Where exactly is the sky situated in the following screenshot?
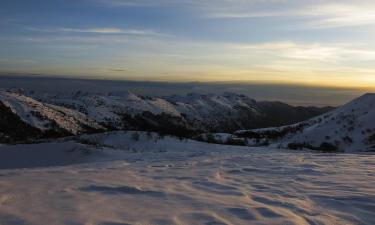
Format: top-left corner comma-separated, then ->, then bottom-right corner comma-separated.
0,75 -> 365,106
1,0 -> 375,90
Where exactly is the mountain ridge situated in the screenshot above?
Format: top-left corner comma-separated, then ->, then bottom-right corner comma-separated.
0,89 -> 333,143
233,93 -> 375,152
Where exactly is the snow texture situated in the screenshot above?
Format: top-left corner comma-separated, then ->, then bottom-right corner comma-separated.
0,132 -> 374,225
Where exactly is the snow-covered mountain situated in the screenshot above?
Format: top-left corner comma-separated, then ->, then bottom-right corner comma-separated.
235,93 -> 375,152
26,91 -> 331,133
0,89 -> 332,143
31,91 -> 181,127
0,90 -> 103,142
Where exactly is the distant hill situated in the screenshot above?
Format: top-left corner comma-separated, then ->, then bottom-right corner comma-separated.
0,89 -> 332,143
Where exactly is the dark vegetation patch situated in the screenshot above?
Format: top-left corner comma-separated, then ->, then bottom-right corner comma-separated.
236,123 -> 308,141
121,112 -> 200,138
367,133 -> 375,144
256,102 -> 333,128
287,142 -> 339,152
225,137 -> 247,146
342,136 -> 353,144
0,102 -> 43,143
194,133 -> 247,146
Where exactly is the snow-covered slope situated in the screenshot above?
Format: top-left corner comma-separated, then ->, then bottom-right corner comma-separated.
1,132 -> 375,225
27,91 -> 185,128
235,93 -> 375,152
0,90 -> 103,137
25,91 -> 197,137
27,91 -> 261,131
165,92 -> 261,131
26,91 -> 330,133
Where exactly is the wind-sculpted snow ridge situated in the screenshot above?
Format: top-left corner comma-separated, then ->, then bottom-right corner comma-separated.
234,93 -> 375,152
0,90 -> 103,138
0,131 -> 374,225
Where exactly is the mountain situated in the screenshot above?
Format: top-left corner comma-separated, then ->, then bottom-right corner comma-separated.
0,90 -> 103,143
235,93 -> 375,152
27,91 -> 331,132
26,90 -> 196,136
0,89 -> 332,143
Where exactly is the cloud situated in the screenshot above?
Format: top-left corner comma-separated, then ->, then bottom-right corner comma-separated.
96,0 -> 375,29
29,27 -> 166,36
109,69 -> 128,72
5,30 -> 375,87
209,2 -> 375,29
234,41 -> 375,66
92,0 -> 191,7
0,58 -> 37,64
304,3 -> 375,29
20,30 -> 375,67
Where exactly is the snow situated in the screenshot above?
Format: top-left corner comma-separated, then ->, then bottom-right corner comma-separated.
234,93 -> 375,152
1,89 -> 332,138
0,142 -> 97,169
24,90 -> 262,130
165,92 -> 259,122
277,93 -> 375,152
37,91 -> 183,129
0,90 -> 103,135
0,132 -> 374,225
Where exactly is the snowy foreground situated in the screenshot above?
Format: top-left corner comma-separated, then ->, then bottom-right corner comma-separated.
0,132 -> 375,225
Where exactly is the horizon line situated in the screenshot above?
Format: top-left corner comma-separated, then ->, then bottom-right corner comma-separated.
1,72 -> 375,91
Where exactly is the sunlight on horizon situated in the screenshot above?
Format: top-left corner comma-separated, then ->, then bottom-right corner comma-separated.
1,0 -> 375,90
